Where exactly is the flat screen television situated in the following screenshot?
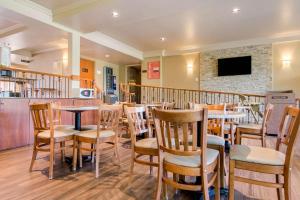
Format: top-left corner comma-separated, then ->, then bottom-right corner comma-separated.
218,56 -> 251,76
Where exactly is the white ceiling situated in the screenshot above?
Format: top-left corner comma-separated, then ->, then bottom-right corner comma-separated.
31,0 -> 300,53
0,6 -> 139,65
0,7 -> 68,53
81,38 -> 140,65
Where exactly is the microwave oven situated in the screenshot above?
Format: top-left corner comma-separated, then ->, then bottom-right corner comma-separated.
79,88 -> 95,98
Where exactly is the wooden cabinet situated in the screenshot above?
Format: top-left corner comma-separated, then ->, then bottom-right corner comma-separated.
0,99 -> 30,150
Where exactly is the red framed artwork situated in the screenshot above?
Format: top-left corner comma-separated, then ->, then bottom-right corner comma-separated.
147,61 -> 160,79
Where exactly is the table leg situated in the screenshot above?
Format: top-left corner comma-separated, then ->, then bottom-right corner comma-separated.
75,112 -> 81,130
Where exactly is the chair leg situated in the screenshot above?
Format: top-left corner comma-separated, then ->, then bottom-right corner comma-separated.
201,164 -> 209,200
229,159 -> 235,200
49,140 -> 55,180
236,128 -> 241,145
95,143 -> 101,178
78,142 -> 83,168
155,155 -> 163,200
276,174 -> 282,200
114,137 -> 121,165
163,169 -> 168,200
29,141 -> 38,172
214,156 -> 220,200
284,170 -> 291,200
262,136 -> 266,147
72,140 -> 77,172
60,141 -> 65,162
130,148 -> 135,174
150,155 -> 153,175
91,143 -> 95,163
220,146 -> 226,188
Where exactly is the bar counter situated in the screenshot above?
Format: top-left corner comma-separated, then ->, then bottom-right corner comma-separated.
0,98 -> 102,151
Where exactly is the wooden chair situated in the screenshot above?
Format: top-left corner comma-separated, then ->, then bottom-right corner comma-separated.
236,103 -> 274,147
146,103 -> 164,136
229,106 -> 300,200
29,103 -> 78,179
126,106 -> 158,175
120,102 -> 136,138
72,105 -> 121,178
189,102 -> 226,188
153,109 -> 220,200
207,104 -> 236,145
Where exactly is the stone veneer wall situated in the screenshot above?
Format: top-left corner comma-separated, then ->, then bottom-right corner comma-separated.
199,44 -> 272,94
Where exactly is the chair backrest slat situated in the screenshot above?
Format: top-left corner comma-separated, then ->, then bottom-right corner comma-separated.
126,106 -> 151,135
30,103 -> 54,137
276,106 -> 300,167
262,103 -> 274,132
97,105 -> 121,134
153,109 -> 208,157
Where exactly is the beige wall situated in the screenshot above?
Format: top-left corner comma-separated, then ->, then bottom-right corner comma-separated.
81,56 -> 120,94
141,56 -> 162,86
162,53 -> 200,89
273,41 -> 300,97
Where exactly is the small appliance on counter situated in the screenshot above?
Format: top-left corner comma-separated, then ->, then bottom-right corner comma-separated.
79,88 -> 95,98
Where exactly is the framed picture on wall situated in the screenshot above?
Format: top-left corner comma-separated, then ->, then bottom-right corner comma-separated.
147,61 -> 160,79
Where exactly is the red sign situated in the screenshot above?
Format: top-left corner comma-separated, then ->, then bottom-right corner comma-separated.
147,61 -> 160,79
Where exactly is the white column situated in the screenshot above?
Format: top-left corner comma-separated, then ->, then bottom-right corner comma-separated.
68,32 -> 81,98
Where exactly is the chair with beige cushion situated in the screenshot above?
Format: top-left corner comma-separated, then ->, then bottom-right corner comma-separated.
126,106 -> 158,175
229,106 -> 300,200
189,102 -> 226,188
236,103 -> 274,147
29,103 -> 78,179
72,105 -> 121,178
153,108 -> 220,200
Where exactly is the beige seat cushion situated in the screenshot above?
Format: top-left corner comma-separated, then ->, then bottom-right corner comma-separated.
164,148 -> 219,167
38,126 -> 78,139
208,135 -> 225,146
75,130 -> 116,139
54,125 -> 75,130
188,134 -> 225,146
237,123 -> 262,130
230,145 -> 285,166
135,138 -> 157,149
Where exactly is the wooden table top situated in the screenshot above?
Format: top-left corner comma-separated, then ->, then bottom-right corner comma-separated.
56,106 -> 99,112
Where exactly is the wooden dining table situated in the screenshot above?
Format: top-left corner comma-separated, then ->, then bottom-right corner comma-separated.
56,106 -> 99,130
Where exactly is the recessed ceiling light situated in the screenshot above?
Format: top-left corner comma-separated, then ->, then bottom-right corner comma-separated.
105,54 -> 110,58
112,11 -> 119,18
232,8 -> 240,14
160,37 -> 166,42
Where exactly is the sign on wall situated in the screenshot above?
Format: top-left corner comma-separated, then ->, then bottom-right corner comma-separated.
147,61 -> 160,79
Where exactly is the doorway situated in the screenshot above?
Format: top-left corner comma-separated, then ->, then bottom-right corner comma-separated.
126,65 -> 141,103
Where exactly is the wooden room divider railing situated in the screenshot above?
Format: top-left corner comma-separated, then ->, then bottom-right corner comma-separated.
0,66 -> 71,98
119,83 -> 300,123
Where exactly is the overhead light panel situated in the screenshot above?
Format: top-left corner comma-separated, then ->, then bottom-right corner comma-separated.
112,11 -> 119,18
232,8 -> 240,14
160,37 -> 166,42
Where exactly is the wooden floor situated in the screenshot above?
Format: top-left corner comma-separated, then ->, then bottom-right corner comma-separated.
0,135 -> 300,200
